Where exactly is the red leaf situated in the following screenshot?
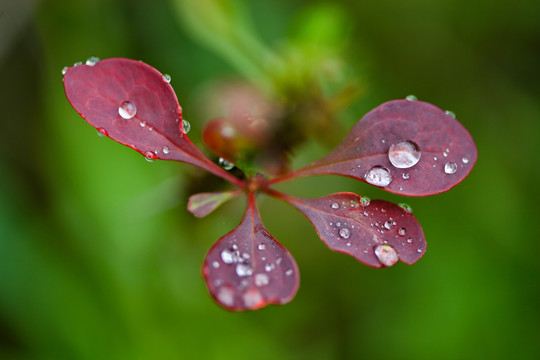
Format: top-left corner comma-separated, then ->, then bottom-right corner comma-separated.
273,191 -> 426,267
187,190 -> 243,218
273,99 -> 477,196
63,58 -> 244,187
202,193 -> 299,311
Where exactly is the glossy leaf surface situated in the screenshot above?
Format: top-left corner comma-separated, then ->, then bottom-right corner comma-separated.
285,99 -> 477,196
187,190 -> 243,218
202,194 -> 299,311
63,58 -> 243,186
278,192 -> 426,267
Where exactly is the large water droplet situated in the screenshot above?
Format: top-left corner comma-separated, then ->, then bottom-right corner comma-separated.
254,273 -> 269,287
462,157 -> 469,164
118,101 -> 137,119
217,287 -> 234,307
388,140 -> 421,169
360,196 -> 371,207
374,244 -> 399,267
236,263 -> 253,277
405,95 -> 417,101
61,66 -> 68,75
182,119 -> 191,134
384,221 -> 393,230
444,162 -> 458,174
85,56 -> 100,66
365,166 -> 392,187
162,74 -> 171,83
445,110 -> 456,118
398,203 -> 413,213
219,158 -> 234,170
162,145 -> 170,154
339,228 -> 351,239
331,203 -> 339,209
398,228 -> 406,236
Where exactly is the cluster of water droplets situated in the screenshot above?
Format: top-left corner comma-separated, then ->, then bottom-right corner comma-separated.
62,57 -> 100,75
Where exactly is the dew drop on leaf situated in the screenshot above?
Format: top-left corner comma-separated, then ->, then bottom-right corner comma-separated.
96,128 -> 108,137
118,101 -> 137,119
374,244 -> 399,267
339,228 -> 351,239
331,203 -> 339,209
405,94 -> 417,101
444,162 -> 458,174
388,140 -> 421,169
85,56 -> 100,66
254,273 -> 270,287
360,196 -> 371,207
365,166 -> 392,187
398,228 -> 407,236
61,66 -> 68,75
162,145 -> 171,154
219,157 -> 234,170
235,263 -> 253,277
182,119 -> 191,134
445,110 -> 456,118
462,157 -> 469,164
162,74 -> 171,83
220,249 -> 235,264
402,173 -> 410,180
398,203 -> 413,213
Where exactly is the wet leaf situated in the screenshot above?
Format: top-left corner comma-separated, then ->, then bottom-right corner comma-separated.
187,190 -> 243,218
277,192 -> 426,267
63,58 -> 243,186
202,194 -> 299,311
287,99 -> 477,196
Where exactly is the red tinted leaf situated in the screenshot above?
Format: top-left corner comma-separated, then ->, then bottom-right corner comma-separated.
274,191 -> 426,267
63,58 -> 244,187
202,193 -> 299,311
187,189 -> 243,218
273,99 -> 477,196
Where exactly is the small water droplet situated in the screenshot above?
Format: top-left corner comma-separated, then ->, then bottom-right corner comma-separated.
139,121 -> 146,127
331,203 -> 339,209
398,228 -> 406,236
144,151 -> 157,162
462,157 -> 469,164
254,273 -> 269,287
405,95 -> 417,101
264,263 -> 274,272
258,244 -> 266,251
445,110 -> 456,118
360,196 -> 371,207
398,203 -> 413,213
365,166 -> 392,187
217,287 -> 234,307
212,261 -> 220,268
433,156 -> 438,161
417,248 -> 423,253
182,119 -> 191,134
221,250 -> 235,264
388,140 -> 421,169
374,244 -> 399,267
443,151 -> 448,157
243,289 -> 263,308
339,228 -> 351,239
85,56 -> 100,66
162,145 -> 170,154
444,162 -> 458,174
162,74 -> 171,83
96,128 -> 108,137
381,139 -> 386,144
61,66 -> 68,75
285,269 -> 294,276
73,61 -> 83,67
407,238 -> 413,244
219,158 -> 234,170
118,101 -> 137,119
236,263 -> 253,277
384,221 -> 393,230
402,173 -> 410,180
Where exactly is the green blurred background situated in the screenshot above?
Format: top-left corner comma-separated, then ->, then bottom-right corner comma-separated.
1,0 -> 539,359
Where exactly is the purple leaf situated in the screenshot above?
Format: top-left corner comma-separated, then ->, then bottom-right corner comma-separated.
273,191 -> 426,268
63,58 -> 244,187
187,190 -> 243,218
274,99 -> 477,196
202,194 -> 299,311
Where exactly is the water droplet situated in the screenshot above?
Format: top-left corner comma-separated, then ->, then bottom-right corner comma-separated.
258,244 -> 266,251
264,263 -> 274,272
61,66 -> 68,75
219,158 -> 234,171
384,221 -> 393,230
443,151 -> 448,157
162,74 -> 171,83
398,228 -> 406,236
243,289 -> 263,308
374,244 -> 399,267
212,261 -> 219,268
407,238 -> 413,244
462,157 -> 469,164
182,119 -> 191,134
398,203 -> 413,213
444,162 -> 458,174
254,273 -> 269,287
217,287 -> 234,307
339,228 -> 351,239
73,61 -> 83,67
405,95 -> 417,101
285,269 -> 294,276
144,151 -> 157,162
118,101 -> 137,119
139,120 -> 146,127
417,248 -> 423,253
388,140 -> 421,169
365,166 -> 392,187
402,173 -> 410,180
331,203 -> 339,209
360,196 -> 371,207
96,128 -> 108,137
236,263 -> 253,277
433,156 -> 438,161
221,250 -> 235,264
445,110 -> 456,118
85,56 -> 100,66
162,145 -> 170,154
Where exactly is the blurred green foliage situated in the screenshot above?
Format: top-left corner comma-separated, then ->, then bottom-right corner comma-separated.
0,0 -> 539,359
